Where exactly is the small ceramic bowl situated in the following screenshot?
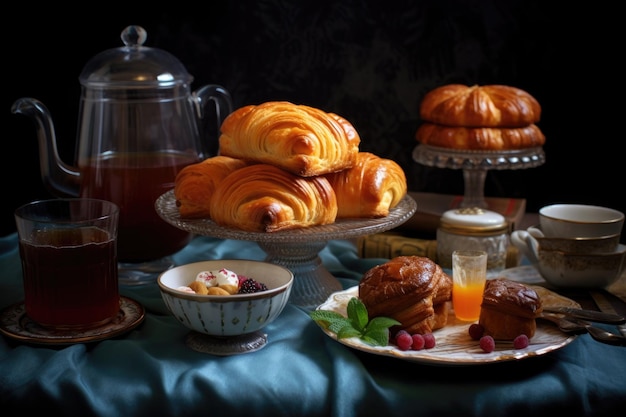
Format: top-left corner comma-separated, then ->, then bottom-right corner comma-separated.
536,244 -> 626,288
158,260 -> 293,337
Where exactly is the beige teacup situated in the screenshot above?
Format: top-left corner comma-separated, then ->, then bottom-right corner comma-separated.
539,204 -> 624,239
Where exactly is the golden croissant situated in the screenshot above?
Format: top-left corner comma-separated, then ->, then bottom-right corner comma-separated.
209,164 -> 338,232
218,101 -> 360,177
174,155 -> 249,218
325,152 -> 407,218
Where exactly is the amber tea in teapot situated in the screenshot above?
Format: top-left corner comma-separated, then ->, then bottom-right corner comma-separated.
80,152 -> 198,262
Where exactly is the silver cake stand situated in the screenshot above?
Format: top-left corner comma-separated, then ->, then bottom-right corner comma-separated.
156,190 -> 417,310
413,144 -> 545,208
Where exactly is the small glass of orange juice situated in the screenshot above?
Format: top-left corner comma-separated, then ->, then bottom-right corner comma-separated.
452,250 -> 488,322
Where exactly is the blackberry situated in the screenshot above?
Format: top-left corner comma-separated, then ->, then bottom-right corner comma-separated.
468,323 -> 484,340
238,278 -> 268,294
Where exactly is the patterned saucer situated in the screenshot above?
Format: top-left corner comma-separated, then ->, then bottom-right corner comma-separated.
0,296 -> 145,346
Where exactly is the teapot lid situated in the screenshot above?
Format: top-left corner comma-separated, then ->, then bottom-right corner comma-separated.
79,25 -> 193,89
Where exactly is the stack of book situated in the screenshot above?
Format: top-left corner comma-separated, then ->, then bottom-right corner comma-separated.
397,191 -> 527,236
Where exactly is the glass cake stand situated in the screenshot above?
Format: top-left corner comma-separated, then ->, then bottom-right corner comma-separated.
412,144 -> 545,208
155,190 -> 417,310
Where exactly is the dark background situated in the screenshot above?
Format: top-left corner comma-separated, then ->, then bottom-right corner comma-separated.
3,1 -> 623,238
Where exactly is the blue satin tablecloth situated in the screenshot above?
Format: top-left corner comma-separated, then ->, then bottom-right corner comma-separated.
1,233 -> 625,417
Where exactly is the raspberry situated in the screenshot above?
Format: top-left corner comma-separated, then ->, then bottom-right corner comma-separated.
479,335 -> 495,353
237,275 -> 249,286
422,333 -> 436,349
513,334 -> 530,349
395,331 -> 413,351
411,334 -> 425,350
238,278 -> 268,294
468,323 -> 484,340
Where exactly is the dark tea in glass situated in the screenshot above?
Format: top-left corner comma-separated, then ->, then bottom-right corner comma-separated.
15,199 -> 120,329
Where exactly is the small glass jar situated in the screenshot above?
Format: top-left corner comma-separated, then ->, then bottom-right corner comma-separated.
436,207 -> 509,274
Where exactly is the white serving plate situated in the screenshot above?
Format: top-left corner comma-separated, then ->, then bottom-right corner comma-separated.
314,286 -> 578,366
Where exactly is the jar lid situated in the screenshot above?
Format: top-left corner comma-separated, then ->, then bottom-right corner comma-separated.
439,207 -> 508,235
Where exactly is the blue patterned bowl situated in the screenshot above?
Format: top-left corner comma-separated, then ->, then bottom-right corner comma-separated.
158,260 -> 293,336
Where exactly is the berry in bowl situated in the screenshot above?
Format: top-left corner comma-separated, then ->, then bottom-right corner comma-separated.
158,259 -> 293,355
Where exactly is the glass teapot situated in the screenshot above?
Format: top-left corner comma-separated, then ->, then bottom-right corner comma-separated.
12,25 -> 233,284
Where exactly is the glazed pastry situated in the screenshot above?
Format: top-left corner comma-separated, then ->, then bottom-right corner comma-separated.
218,101 -> 361,177
358,256 -> 453,334
479,278 -> 543,340
325,152 -> 407,218
415,123 -> 545,150
209,164 -> 338,232
416,84 -> 545,150
174,156 -> 249,218
419,84 -> 541,128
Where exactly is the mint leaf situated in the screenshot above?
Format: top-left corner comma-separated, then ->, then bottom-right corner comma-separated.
361,327 -> 392,346
310,297 -> 401,347
346,297 -> 369,331
309,309 -> 351,333
337,325 -> 363,339
328,318 -> 352,334
309,309 -> 345,324
366,316 -> 401,332
362,317 -> 400,346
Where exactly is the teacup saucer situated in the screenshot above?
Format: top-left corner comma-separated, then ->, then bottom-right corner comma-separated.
185,331 -> 268,356
497,265 -> 546,285
0,296 -> 145,346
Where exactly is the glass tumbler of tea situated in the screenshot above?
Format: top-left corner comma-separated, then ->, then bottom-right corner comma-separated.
452,250 -> 488,322
14,198 -> 120,330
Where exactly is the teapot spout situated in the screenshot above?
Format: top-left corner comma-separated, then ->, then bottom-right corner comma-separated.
12,97 -> 80,197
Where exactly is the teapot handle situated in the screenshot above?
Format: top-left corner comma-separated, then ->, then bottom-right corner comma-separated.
193,84 -> 233,155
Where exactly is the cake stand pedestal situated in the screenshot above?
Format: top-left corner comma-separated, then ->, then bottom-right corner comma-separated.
412,144 -> 545,208
156,190 -> 417,310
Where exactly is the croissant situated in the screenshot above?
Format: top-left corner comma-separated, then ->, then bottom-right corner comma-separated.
358,256 -> 453,334
420,84 -> 541,128
325,152 -> 407,218
416,123 -> 545,150
218,101 -> 360,177
174,156 -> 249,218
209,164 -> 338,232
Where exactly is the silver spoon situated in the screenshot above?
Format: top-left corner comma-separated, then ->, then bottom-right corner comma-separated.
540,314 -> 626,346
576,320 -> 626,346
